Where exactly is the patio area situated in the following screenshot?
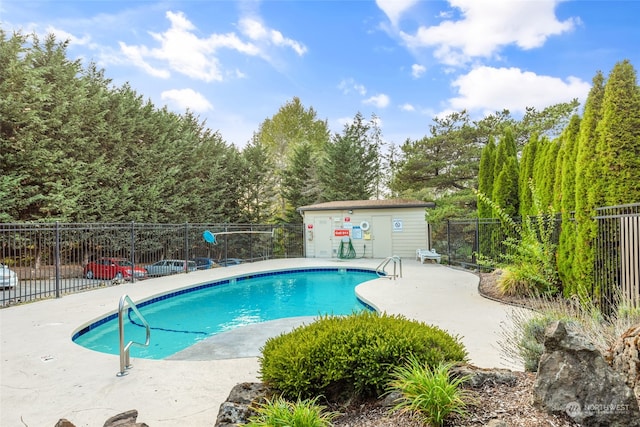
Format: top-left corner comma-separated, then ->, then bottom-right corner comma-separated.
0,258 -> 521,426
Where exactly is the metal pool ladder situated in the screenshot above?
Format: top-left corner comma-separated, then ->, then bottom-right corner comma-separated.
117,294 -> 150,377
376,256 -> 403,279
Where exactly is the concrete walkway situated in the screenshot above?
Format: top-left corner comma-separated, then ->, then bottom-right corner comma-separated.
0,258 -> 521,427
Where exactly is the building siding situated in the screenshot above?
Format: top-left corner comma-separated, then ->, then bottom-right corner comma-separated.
300,207 -> 430,259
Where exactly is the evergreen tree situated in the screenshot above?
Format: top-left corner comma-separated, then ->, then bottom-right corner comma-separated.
590,60 -> 640,300
477,137 -> 496,218
595,60 -> 640,206
237,138 -> 277,223
0,31 -> 244,224
518,134 -> 539,217
1,32 -> 86,221
392,111 -> 480,196
318,112 -> 381,201
556,115 -> 582,290
0,31 -> 33,221
492,128 -> 519,217
572,71 -> 605,297
552,137 -> 566,213
539,138 -> 560,210
492,156 -> 519,218
559,115 -> 581,215
281,141 -> 322,223
255,97 -> 330,219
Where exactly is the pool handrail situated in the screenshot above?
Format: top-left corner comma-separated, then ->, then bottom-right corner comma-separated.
376,256 -> 402,279
117,294 -> 151,377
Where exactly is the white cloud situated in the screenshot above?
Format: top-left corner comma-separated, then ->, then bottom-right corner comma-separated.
447,66 -> 591,114
400,0 -> 577,66
118,42 -> 171,78
119,10 -> 304,82
46,26 -> 92,46
161,88 -> 213,112
120,11 -> 259,82
363,93 -> 390,109
338,78 -> 367,96
334,116 -> 354,132
411,64 -> 426,78
376,0 -> 420,27
400,103 -> 415,112
239,17 -> 307,56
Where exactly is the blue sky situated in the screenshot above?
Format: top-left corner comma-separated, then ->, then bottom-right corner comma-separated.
2,0 -> 639,148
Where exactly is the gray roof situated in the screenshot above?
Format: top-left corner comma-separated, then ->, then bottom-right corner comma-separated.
297,199 -> 435,212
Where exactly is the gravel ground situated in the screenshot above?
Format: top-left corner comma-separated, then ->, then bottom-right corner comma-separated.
330,371 -> 578,426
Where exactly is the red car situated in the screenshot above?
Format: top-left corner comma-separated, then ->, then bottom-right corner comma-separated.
83,257 -> 147,280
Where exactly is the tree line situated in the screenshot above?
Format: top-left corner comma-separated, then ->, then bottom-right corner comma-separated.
477,60 -> 640,298
1,31 -> 386,224
0,30 -> 580,226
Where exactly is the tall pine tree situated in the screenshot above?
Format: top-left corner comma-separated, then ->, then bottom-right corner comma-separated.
318,112 -> 381,201
556,115 -> 582,290
492,128 -> 519,217
477,137 -> 496,218
595,60 -> 640,206
572,71 -> 605,297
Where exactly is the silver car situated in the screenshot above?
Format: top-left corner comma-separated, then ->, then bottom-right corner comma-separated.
1,263 -> 18,288
145,259 -> 197,277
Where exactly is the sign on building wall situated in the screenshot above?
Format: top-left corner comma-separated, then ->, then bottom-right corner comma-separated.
392,218 -> 403,232
334,229 -> 350,237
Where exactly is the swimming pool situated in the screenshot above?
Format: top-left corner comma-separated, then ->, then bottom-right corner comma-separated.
72,268 -> 378,359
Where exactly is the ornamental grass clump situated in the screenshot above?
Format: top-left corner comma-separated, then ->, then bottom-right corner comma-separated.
258,311 -> 467,401
386,358 -> 472,427
244,395 -> 337,427
499,291 -> 640,371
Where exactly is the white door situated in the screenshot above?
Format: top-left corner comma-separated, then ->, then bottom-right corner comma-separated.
314,218 -> 332,258
371,216 -> 392,258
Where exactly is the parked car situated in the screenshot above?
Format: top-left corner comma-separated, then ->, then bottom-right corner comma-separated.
1,263 -> 18,288
145,259 -> 197,277
217,258 -> 243,267
83,257 -> 147,280
191,257 -> 217,270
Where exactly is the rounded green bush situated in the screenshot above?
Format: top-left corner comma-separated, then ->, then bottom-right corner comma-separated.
258,311 -> 467,400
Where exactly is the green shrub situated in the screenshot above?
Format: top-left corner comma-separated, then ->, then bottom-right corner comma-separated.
244,395 -> 337,427
387,358 -> 471,427
477,182 -> 560,297
258,311 -> 467,401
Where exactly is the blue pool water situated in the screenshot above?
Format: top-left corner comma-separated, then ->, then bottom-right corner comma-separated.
73,268 -> 377,359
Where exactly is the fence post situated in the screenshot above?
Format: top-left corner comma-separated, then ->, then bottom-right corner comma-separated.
224,224 -> 228,263
130,221 -> 136,283
474,218 -> 480,272
446,220 -> 451,265
184,222 -> 189,273
250,224 -> 254,261
55,221 -> 61,298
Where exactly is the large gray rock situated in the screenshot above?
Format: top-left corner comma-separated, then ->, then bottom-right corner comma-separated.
215,382 -> 268,427
55,409 -> 148,427
606,323 -> 640,401
450,364 -> 518,388
103,409 -> 148,427
533,321 -> 640,426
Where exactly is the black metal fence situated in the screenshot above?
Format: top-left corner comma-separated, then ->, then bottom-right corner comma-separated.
434,217 -> 537,270
436,203 -> 640,310
595,204 -> 640,311
0,222 -> 303,307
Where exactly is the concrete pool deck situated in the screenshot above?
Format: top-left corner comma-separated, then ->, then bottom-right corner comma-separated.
0,258 -> 522,426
